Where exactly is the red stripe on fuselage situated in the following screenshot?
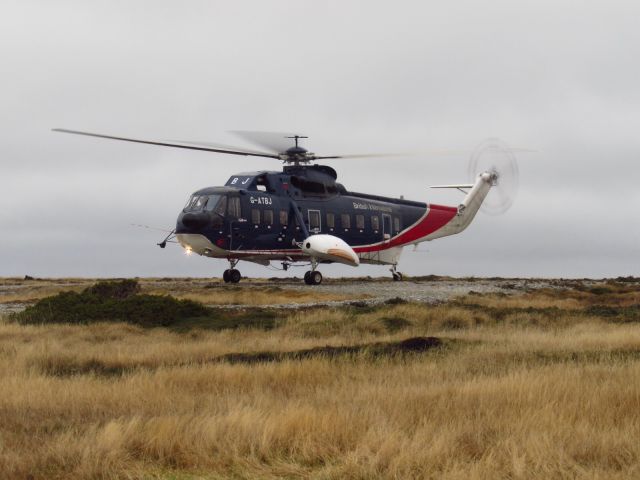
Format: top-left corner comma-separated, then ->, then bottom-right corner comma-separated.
353,204 -> 457,253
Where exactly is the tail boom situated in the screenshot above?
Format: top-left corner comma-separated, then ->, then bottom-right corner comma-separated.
423,171 -> 494,241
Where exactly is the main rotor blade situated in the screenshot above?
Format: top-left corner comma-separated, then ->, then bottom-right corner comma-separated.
229,130 -> 305,154
312,153 -> 412,160
52,129 -> 281,159
312,147 -> 536,160
168,139 -> 277,157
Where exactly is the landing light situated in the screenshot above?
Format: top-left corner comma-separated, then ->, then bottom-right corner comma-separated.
184,246 -> 193,256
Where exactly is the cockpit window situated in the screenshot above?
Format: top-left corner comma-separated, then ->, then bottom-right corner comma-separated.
185,194 -> 229,214
195,196 -> 208,210
203,195 -> 219,212
208,195 -> 227,216
227,197 -> 241,217
185,195 -> 208,211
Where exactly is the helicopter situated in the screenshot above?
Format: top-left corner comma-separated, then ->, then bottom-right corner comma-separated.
52,129 -> 519,285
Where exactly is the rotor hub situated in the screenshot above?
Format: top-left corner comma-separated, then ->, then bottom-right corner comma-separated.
279,135 -> 313,164
285,145 -> 308,156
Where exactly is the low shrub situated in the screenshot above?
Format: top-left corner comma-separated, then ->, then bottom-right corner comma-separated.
84,278 -> 140,299
11,280 -> 274,330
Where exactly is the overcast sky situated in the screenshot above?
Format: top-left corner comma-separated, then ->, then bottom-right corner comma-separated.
1,0 -> 639,278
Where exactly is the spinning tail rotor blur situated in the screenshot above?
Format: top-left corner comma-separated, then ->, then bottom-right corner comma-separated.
467,138 -> 520,215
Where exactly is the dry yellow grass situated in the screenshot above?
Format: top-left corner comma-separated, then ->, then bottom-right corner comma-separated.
0,278 -> 89,303
468,282 -> 640,310
160,287 -> 359,306
144,278 -> 366,305
0,277 -> 364,306
0,281 -> 639,479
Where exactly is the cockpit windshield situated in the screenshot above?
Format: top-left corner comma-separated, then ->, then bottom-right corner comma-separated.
184,194 -> 227,216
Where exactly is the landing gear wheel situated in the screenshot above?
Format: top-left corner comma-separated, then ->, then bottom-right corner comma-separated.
228,269 -> 241,284
304,270 -> 322,285
223,269 -> 231,283
392,272 -> 403,281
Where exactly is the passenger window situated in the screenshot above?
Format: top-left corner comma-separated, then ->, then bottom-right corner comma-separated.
326,213 -> 335,228
264,210 -> 273,225
394,217 -> 401,232
371,215 -> 380,231
309,210 -> 321,230
251,209 -> 260,224
227,197 -> 241,217
356,214 -> 365,230
280,210 -> 289,226
341,213 -> 351,229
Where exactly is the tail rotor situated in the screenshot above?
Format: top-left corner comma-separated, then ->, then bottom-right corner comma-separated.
468,138 -> 519,215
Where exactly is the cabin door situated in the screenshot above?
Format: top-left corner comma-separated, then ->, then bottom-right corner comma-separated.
382,214 -> 392,240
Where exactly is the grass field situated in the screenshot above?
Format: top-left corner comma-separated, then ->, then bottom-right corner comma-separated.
0,277 -> 362,306
0,278 -> 639,479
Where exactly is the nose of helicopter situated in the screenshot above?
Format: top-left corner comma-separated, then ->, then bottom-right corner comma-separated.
175,211 -> 227,257
180,211 -> 209,229
176,232 -> 221,256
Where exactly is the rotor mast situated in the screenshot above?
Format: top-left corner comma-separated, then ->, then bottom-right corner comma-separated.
286,135 -> 308,148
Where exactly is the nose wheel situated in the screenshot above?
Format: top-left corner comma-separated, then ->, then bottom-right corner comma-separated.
304,270 -> 323,285
223,269 -> 241,283
303,258 -> 323,285
223,259 -> 241,283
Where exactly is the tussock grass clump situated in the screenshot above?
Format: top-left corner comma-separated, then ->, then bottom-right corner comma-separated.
380,316 -> 412,332
36,356 -> 135,377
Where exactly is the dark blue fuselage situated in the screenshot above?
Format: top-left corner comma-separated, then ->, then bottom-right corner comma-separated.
175,165 -> 427,254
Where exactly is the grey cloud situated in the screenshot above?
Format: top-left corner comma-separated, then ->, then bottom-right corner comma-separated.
1,0 -> 639,277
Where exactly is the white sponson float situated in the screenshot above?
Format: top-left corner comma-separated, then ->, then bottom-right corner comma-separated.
301,234 -> 360,267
